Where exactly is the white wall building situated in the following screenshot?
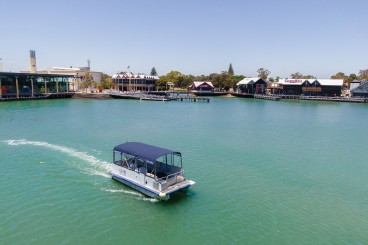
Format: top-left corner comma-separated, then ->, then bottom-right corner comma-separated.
112,72 -> 159,92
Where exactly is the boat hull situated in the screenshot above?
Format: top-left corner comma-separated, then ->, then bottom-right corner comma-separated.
112,174 -> 165,199
111,173 -> 194,201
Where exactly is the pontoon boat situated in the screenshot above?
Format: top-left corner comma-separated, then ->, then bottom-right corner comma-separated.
111,142 -> 195,200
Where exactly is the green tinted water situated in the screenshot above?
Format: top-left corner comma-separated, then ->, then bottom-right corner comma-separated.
1,98 -> 368,244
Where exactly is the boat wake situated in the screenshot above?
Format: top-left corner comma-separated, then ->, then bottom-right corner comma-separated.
4,139 -> 112,178
4,139 -> 158,202
103,188 -> 159,203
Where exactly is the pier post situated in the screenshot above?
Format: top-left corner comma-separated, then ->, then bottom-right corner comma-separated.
31,77 -> 34,98
66,78 -> 69,92
15,76 -> 19,99
56,78 -> 59,94
44,78 -> 47,93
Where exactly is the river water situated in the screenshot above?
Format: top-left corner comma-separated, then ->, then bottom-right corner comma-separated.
1,97 -> 368,244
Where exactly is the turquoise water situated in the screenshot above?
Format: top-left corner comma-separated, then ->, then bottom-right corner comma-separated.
1,98 -> 368,244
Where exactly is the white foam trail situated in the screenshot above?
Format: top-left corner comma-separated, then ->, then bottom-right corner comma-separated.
104,189 -> 143,196
4,139 -> 112,177
86,169 -> 111,178
103,188 -> 159,203
5,139 -> 158,203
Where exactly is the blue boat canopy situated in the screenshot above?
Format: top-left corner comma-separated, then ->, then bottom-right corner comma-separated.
113,142 -> 180,162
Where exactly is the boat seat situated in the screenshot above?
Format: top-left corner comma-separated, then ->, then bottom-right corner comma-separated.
177,175 -> 184,183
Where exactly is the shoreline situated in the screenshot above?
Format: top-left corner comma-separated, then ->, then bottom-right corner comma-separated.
1,91 -> 368,104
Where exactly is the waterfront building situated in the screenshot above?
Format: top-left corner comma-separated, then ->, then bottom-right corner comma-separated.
20,51 -> 103,91
112,72 -> 158,92
273,79 -> 343,96
236,77 -> 267,94
21,67 -> 103,92
47,67 -> 102,91
0,72 -> 74,100
190,81 -> 214,92
350,80 -> 368,97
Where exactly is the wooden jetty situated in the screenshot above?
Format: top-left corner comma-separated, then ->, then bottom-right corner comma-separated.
169,96 -> 210,102
109,92 -> 210,102
299,96 -> 368,103
140,95 -> 169,101
231,93 -> 281,101
254,94 -> 281,101
279,95 -> 300,99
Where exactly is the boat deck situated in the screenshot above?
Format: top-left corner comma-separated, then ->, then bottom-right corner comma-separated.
162,180 -> 191,194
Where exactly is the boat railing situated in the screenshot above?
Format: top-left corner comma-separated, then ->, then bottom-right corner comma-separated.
156,170 -> 184,184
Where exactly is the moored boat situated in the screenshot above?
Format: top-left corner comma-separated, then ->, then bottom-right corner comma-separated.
110,142 -> 195,200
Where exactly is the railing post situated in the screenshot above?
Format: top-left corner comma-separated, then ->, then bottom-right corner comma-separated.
31,77 -> 34,98
15,76 -> 19,99
56,78 -> 59,94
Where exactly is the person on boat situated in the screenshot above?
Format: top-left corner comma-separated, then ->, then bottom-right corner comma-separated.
129,160 -> 137,170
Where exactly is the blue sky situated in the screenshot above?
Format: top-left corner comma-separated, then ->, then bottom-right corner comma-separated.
1,0 -> 367,78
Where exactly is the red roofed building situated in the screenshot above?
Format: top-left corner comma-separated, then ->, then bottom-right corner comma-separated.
190,81 -> 214,92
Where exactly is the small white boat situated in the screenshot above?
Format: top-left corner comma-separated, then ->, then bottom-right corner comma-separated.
111,142 -> 195,200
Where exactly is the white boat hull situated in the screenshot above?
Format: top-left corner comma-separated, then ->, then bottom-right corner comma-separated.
111,167 -> 194,200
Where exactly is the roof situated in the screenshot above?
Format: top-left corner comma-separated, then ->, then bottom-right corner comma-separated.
237,77 -> 266,85
277,79 -> 304,85
350,80 -> 364,84
193,81 -> 214,88
112,73 -> 159,79
351,81 -> 368,93
0,71 -> 74,78
315,79 -> 343,86
277,79 -> 343,86
113,142 -> 180,162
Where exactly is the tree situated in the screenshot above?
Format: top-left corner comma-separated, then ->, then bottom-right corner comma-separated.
100,74 -> 114,89
157,71 -> 184,90
150,67 -> 158,76
290,72 -> 303,79
228,63 -> 234,75
290,72 -> 315,79
210,72 -> 237,91
330,72 -> 357,85
348,73 -> 357,82
194,74 -> 210,81
331,72 -> 345,80
358,69 -> 368,80
176,75 -> 194,89
257,68 -> 271,80
302,75 -> 316,79
80,72 -> 93,92
269,76 -> 281,83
